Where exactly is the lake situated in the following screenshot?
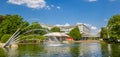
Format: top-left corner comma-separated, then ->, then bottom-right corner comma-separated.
0,42 -> 120,57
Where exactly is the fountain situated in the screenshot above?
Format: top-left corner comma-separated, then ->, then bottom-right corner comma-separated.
2,27 -> 68,48
44,32 -> 70,46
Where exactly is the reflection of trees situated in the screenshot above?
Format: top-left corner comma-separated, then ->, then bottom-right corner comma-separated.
0,48 -> 7,57
111,44 -> 120,57
18,44 -> 45,57
2,47 -> 18,57
70,43 -> 80,57
101,42 -> 120,57
101,42 -> 109,57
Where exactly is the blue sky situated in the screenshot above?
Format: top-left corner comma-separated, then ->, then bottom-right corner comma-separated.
0,0 -> 120,34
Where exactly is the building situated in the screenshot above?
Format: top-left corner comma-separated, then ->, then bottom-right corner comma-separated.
41,23 -> 90,38
76,23 -> 90,37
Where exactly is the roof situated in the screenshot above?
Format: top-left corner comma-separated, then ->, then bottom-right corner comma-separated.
44,32 -> 69,37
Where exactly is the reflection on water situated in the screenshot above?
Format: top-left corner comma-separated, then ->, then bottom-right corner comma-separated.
80,43 -> 102,57
0,42 -> 120,57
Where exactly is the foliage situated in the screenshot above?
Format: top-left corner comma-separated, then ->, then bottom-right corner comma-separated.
69,27 -> 81,40
103,38 -> 118,43
107,14 -> 120,39
1,34 -> 11,43
0,15 -> 3,23
0,14 -> 23,39
51,27 -> 60,32
21,21 -> 29,29
100,27 -> 108,38
19,35 -> 46,41
22,22 -> 47,35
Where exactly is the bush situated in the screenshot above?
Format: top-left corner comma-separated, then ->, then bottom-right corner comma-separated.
103,38 -> 118,43
1,34 -> 11,43
0,33 -> 3,40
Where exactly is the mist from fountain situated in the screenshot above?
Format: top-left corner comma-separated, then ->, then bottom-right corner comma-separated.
44,36 -> 64,46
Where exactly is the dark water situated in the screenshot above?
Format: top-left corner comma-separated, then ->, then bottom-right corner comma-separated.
0,42 -> 120,57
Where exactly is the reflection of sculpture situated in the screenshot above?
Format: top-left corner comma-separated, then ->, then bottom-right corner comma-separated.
3,47 -> 18,57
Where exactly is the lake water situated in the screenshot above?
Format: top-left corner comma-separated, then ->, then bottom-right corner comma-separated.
0,42 -> 120,57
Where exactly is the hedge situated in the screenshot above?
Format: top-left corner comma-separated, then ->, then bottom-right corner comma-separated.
1,34 -> 11,43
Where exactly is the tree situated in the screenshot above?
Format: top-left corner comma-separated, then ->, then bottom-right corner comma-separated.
100,27 -> 107,38
0,14 -> 23,39
22,21 -> 29,29
107,14 -> 120,39
23,22 -> 47,35
69,27 -> 81,40
26,22 -> 42,30
1,34 -> 11,43
0,15 -> 4,23
51,27 -> 60,32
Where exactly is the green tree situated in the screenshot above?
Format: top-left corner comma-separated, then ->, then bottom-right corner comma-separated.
1,34 -> 11,43
26,22 -> 42,30
100,27 -> 107,38
19,35 -> 46,41
0,15 -> 4,23
51,27 -> 60,32
0,14 -> 23,39
107,14 -> 120,39
23,22 -> 47,35
22,21 -> 29,29
69,27 -> 81,40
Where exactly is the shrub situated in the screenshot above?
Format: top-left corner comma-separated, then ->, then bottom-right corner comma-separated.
1,34 -> 11,43
103,38 -> 118,43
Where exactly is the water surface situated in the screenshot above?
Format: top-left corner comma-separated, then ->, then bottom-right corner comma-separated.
0,42 -> 120,57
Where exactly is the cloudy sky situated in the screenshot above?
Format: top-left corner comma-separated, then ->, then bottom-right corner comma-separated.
0,0 -> 120,35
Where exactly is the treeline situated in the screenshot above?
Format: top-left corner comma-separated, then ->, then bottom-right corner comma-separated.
100,14 -> 120,43
0,14 -> 46,43
0,14 -> 82,43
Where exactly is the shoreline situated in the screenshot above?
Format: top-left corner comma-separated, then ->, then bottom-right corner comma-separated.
0,40 -> 100,47
0,43 -> 4,47
74,40 -> 100,43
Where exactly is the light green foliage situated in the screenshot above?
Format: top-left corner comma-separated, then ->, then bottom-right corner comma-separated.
100,27 -> 107,38
1,34 -> 11,43
19,35 -> 46,41
21,21 -> 29,29
107,14 -> 120,39
23,22 -> 46,35
51,27 -> 60,32
24,22 -> 42,31
69,27 -> 81,40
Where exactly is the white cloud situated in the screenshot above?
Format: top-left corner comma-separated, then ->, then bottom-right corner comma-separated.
7,0 -> 47,9
51,5 -> 54,7
104,18 -> 109,22
87,0 -> 98,2
45,6 -> 51,10
56,6 -> 61,9
91,26 -> 97,30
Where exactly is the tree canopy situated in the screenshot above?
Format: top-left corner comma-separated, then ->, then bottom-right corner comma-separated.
100,14 -> 120,41
0,14 -> 24,39
51,27 -> 60,32
69,27 -> 81,40
107,14 -> 120,39
100,27 -> 107,38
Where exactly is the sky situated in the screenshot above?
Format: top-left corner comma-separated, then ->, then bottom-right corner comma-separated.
0,0 -> 120,35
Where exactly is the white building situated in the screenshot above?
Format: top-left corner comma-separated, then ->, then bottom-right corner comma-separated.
41,23 -> 90,37
76,23 -> 90,37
